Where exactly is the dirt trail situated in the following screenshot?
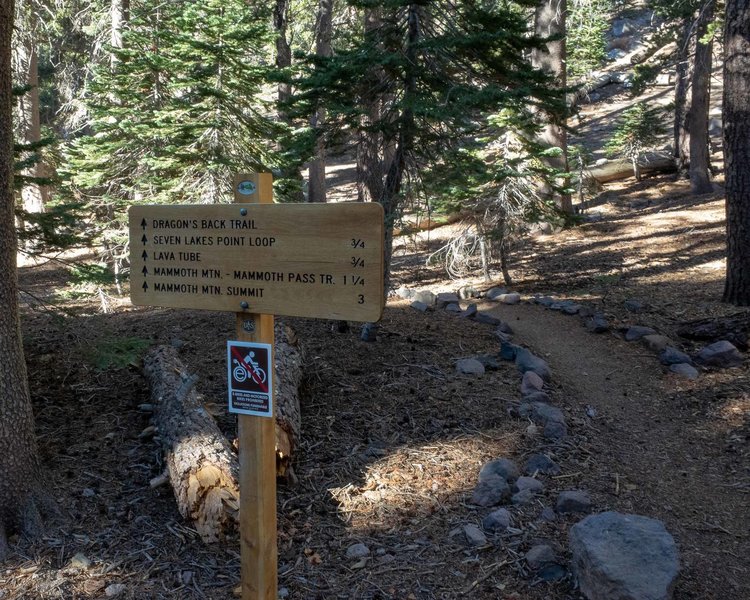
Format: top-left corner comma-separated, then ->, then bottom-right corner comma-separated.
490,302 -> 749,600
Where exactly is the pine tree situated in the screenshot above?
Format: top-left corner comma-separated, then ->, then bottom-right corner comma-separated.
66,0 -> 288,214
293,0 -> 565,294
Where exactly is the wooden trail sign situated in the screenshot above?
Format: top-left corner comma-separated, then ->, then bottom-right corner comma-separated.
129,173 -> 385,600
129,202 -> 384,322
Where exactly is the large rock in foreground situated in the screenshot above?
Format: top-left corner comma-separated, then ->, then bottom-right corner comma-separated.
569,512 -> 679,600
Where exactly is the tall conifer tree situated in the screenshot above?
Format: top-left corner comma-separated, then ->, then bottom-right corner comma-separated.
293,0 -> 564,293
66,0 -> 285,211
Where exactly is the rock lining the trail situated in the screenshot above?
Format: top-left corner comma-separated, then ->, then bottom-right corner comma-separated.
695,340 -> 744,368
556,490 -> 593,514
569,511 -> 679,600
669,363 -> 699,379
480,458 -> 520,483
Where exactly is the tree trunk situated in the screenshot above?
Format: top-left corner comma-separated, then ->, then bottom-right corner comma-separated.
273,0 -> 292,111
689,0 -> 715,195
531,0 -> 571,214
16,40 -> 48,214
674,17 -> 694,176
110,0 -> 129,62
356,8 -> 385,204
307,0 -> 333,204
722,0 -> 750,305
379,5 -> 420,297
0,0 -> 49,557
142,323 -> 303,543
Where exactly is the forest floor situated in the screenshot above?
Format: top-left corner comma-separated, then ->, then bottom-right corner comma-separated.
6,169 -> 749,599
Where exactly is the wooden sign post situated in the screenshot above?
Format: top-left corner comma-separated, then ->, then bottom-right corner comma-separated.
233,173 -> 277,600
129,174 -> 384,600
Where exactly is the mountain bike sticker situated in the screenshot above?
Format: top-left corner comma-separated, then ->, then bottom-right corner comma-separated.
227,341 -> 273,417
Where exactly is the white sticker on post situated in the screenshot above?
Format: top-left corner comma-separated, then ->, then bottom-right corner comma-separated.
227,340 -> 273,417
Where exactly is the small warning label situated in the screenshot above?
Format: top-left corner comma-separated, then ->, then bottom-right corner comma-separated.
227,340 -> 273,417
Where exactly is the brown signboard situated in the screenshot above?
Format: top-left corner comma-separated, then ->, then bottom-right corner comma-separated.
129,203 -> 384,321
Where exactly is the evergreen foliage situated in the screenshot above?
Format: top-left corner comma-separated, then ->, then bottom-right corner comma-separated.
292,0 -> 567,285
605,102 -> 668,179
568,0 -> 612,78
65,0 -> 292,214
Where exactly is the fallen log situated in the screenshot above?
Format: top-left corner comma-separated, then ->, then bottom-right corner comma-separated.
677,313 -> 750,350
142,322 -> 303,543
585,152 -> 676,184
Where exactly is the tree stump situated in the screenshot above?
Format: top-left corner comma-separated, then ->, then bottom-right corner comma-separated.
142,322 -> 303,543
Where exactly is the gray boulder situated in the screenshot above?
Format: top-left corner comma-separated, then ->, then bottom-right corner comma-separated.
471,474 -> 511,507
642,334 -> 672,353
458,286 -> 480,300
515,348 -> 552,381
624,298 -> 645,313
456,358 -> 485,376
486,287 -> 509,300
544,420 -> 568,440
482,508 -> 511,532
524,454 -> 561,476
445,302 -> 462,313
410,301 -> 430,313
500,341 -> 520,361
480,458 -> 520,483
695,340 -> 743,368
346,543 -> 371,559
669,363 -> 699,380
474,311 -> 502,326
396,286 -> 415,300
499,292 -> 521,305
436,292 -> 460,308
659,347 -> 693,366
511,488 -> 536,506
586,314 -> 609,333
515,476 -> 544,494
496,321 -> 514,334
556,490 -> 592,514
521,370 -> 545,395
459,303 -> 478,318
522,391 -> 552,404
463,524 -> 488,547
569,512 -> 679,600
412,290 -> 436,306
625,326 -> 656,342
475,354 -> 501,371
519,402 -> 565,426
536,296 -> 556,307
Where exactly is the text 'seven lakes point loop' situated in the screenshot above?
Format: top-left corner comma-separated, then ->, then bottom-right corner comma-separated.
129,203 -> 384,322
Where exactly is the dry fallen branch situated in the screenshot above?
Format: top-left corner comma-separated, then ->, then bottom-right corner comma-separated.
142,323 -> 303,543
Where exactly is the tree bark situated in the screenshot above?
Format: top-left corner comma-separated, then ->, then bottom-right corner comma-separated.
531,0 -> 571,214
673,16 -> 694,176
0,0 -> 49,557
273,0 -> 292,111
110,0 -> 129,59
689,0 -> 715,195
379,5 -> 420,297
307,0 -> 333,204
722,0 -> 750,305
356,8 -> 385,205
142,323 -> 303,543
